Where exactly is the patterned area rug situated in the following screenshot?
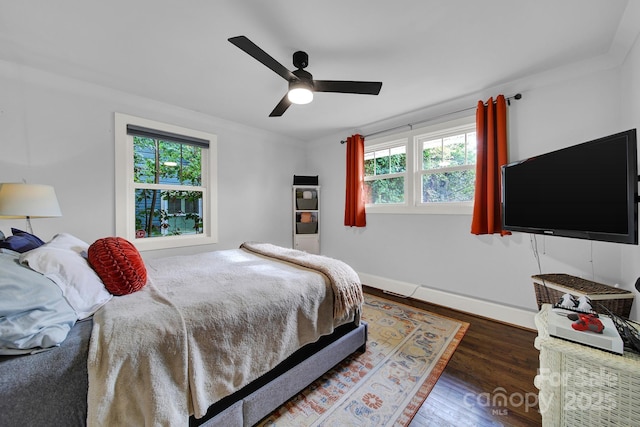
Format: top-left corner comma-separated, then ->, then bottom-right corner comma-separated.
257,293 -> 469,426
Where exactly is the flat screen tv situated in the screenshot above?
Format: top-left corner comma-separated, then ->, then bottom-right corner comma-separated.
501,129 -> 638,244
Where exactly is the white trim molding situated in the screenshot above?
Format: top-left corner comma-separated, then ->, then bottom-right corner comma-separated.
358,272 -> 537,330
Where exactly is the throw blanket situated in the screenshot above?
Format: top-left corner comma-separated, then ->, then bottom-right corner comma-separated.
87,282 -> 189,425
240,242 -> 364,319
88,247 -> 360,426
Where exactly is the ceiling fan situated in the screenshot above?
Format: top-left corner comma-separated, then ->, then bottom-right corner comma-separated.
228,35 -> 383,117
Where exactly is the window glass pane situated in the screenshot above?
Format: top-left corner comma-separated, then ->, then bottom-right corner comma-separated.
134,137 -> 157,183
374,148 -> 390,175
423,132 -> 477,170
364,152 -> 375,176
422,138 -> 443,170
185,198 -> 198,214
467,132 -> 477,165
168,197 -> 181,214
365,146 -> 406,176
133,137 -> 202,186
442,134 -> 466,166
177,144 -> 202,186
134,189 -> 203,238
389,146 -> 406,173
364,176 -> 405,204
422,170 -> 475,203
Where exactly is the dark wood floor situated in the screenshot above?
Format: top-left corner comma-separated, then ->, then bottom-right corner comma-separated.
363,286 -> 542,427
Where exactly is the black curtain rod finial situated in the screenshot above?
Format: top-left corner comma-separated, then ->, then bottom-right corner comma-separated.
507,93 -> 522,106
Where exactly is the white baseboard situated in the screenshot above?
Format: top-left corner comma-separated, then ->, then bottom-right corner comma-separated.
358,272 -> 537,330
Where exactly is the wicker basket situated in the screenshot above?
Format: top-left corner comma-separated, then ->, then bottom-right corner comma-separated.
532,273 -> 634,318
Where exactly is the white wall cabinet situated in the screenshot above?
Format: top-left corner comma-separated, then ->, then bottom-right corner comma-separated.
293,185 -> 319,254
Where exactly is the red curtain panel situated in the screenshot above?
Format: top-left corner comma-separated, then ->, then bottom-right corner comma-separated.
471,95 -> 510,235
344,134 -> 367,227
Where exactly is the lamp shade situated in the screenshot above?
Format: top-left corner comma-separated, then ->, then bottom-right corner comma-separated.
0,183 -> 62,218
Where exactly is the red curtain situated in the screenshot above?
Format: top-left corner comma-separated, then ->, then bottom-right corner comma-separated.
344,134 -> 366,227
471,95 -> 510,235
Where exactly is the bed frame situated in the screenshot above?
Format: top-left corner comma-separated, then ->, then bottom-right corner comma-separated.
0,318 -> 367,427
197,320 -> 367,426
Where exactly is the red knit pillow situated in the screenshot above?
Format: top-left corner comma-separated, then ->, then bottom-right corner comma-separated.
88,237 -> 147,296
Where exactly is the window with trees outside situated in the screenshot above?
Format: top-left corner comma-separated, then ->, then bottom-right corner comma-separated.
115,113 -> 218,251
364,116 -> 476,214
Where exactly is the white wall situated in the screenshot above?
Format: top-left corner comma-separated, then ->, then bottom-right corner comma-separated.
0,60 -> 308,258
308,54 -> 640,322
4,35 -> 640,324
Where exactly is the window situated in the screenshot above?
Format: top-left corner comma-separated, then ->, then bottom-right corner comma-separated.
115,113 -> 218,251
364,141 -> 407,205
364,116 -> 476,214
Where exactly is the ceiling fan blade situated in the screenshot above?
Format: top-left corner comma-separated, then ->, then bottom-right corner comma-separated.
314,80 -> 382,95
228,36 -> 297,82
269,94 -> 292,117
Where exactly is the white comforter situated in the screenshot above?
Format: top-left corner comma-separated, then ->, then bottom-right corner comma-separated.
87,247 -> 360,426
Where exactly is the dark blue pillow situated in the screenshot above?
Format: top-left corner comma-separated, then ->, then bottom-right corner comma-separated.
11,228 -> 45,245
0,228 -> 45,253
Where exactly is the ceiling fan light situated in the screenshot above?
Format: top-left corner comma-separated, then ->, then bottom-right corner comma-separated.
287,82 -> 313,104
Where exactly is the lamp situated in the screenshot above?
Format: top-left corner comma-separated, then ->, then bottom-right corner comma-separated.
0,183 -> 62,234
287,80 -> 314,105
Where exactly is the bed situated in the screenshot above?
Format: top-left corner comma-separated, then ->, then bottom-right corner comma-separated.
0,232 -> 366,426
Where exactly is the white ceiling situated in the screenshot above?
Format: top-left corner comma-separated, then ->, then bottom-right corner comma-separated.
0,1 -> 637,141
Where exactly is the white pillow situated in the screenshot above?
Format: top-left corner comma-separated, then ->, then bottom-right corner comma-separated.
20,233 -> 112,319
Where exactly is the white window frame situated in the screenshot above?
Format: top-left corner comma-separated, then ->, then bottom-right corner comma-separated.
365,116 -> 475,215
114,113 -> 218,251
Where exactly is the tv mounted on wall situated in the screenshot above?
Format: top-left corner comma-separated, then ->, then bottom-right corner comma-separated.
501,129 -> 638,245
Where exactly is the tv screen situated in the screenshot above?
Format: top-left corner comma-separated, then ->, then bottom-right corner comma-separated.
502,129 -> 638,244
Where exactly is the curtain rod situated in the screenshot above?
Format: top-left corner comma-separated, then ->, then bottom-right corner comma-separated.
340,93 -> 522,143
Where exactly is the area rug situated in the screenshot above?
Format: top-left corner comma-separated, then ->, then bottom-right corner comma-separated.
257,293 -> 469,426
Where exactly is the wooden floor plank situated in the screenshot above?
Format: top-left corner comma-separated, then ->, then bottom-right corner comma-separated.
363,286 -> 542,427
